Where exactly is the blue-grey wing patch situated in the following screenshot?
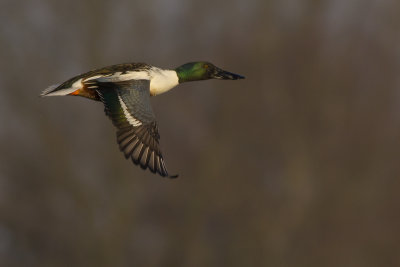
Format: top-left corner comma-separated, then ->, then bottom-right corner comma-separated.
95,80 -> 177,178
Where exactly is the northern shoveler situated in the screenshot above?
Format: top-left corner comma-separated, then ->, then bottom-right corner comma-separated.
41,62 -> 245,178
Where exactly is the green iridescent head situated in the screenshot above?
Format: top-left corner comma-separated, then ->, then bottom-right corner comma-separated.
175,62 -> 245,83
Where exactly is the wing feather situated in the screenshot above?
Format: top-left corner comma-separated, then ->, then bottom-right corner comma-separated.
96,79 -> 177,178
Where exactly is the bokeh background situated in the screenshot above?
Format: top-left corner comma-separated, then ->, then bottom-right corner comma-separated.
1,0 -> 400,266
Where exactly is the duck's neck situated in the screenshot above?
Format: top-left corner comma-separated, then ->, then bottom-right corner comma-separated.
149,68 -> 179,96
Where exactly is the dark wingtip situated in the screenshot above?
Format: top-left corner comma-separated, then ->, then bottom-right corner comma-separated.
168,174 -> 179,179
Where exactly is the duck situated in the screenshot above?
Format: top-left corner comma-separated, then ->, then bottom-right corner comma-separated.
41,62 -> 245,178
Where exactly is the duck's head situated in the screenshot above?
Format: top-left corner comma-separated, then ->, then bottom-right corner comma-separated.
175,62 -> 245,83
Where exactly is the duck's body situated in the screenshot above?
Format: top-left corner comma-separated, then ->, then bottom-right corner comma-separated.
41,62 -> 244,178
42,63 -> 180,100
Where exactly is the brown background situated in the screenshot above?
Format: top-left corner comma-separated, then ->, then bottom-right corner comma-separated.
1,0 -> 400,266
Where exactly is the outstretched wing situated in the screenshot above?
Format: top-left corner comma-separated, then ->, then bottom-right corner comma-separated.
95,79 -> 177,178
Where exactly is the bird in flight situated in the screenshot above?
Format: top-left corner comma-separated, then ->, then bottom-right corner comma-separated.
41,62 -> 245,178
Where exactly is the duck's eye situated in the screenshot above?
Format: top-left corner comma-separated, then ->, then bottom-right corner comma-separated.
204,64 -> 209,69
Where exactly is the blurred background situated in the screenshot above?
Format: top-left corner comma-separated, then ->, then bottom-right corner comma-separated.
1,0 -> 400,266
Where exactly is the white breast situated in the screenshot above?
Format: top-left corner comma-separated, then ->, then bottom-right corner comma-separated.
149,68 -> 179,96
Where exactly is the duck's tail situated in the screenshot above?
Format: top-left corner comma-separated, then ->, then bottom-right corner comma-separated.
40,79 -> 82,97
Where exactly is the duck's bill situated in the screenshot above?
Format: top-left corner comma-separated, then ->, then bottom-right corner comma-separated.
213,68 -> 245,80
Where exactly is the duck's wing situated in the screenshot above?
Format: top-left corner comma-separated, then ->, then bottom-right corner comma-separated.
94,79 -> 177,178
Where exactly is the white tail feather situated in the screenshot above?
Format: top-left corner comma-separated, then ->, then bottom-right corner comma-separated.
41,78 -> 83,97
41,84 -> 61,96
41,86 -> 77,96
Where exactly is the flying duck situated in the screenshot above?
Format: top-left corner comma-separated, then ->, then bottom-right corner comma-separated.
41,62 -> 245,178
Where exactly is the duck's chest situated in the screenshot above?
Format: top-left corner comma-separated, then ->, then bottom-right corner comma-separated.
149,69 -> 179,96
